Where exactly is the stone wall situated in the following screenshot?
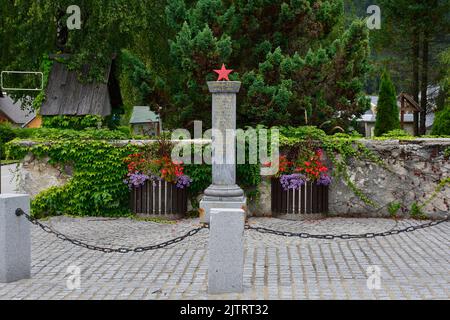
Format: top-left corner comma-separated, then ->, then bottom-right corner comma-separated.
14,153 -> 71,197
13,139 -> 450,218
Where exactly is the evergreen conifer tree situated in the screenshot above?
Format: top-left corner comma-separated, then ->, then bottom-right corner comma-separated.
374,70 -> 400,136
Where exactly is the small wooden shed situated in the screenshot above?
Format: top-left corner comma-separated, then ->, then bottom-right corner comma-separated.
398,92 -> 422,136
129,106 -> 161,136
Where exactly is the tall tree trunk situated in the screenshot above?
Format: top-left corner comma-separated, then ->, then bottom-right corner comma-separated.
412,31 -> 420,136
419,32 -> 429,135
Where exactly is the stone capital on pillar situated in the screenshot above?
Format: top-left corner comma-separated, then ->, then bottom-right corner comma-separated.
207,81 -> 241,93
200,81 -> 247,223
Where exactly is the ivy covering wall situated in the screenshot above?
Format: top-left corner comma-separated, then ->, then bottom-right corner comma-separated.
4,126 -> 449,218
5,130 -> 261,217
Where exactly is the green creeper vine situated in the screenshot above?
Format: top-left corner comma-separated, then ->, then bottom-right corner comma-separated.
6,134 -> 260,217
7,140 -> 140,217
42,115 -> 104,130
417,177 -> 450,211
4,125 -> 448,218
445,146 -> 450,158
387,202 -> 402,218
32,54 -> 53,111
279,127 -> 449,213
280,127 -> 386,208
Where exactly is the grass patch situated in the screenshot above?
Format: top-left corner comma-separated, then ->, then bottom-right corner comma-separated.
388,202 -> 401,218
132,216 -> 177,224
1,159 -> 19,165
410,202 -> 427,220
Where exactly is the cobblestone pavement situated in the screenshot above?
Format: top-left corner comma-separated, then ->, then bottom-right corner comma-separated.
0,216 -> 448,300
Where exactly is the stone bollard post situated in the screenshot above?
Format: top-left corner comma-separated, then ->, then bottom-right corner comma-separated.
0,194 -> 31,283
208,208 -> 245,294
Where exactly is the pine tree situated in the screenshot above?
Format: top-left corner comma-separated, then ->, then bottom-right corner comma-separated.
431,105 -> 450,136
0,1 -> 169,103
166,0 -> 371,130
374,70 -> 400,136
373,0 -> 450,134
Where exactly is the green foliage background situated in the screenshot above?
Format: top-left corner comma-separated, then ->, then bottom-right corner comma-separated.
42,115 -> 103,130
6,139 -> 139,217
166,0 -> 371,131
432,105 -> 450,136
1,0 -> 372,132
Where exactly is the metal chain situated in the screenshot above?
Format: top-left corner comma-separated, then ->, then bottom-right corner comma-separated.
244,216 -> 449,240
15,208 -> 450,251
15,209 -> 207,253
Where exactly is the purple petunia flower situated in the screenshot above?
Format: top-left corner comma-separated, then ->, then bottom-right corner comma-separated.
124,171 -> 149,188
316,173 -> 332,186
175,175 -> 192,189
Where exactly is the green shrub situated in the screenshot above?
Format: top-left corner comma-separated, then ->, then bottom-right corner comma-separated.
279,126 -> 328,146
374,70 -> 400,136
0,123 -> 17,159
117,126 -> 131,137
184,164 -> 212,197
42,115 -> 103,130
381,129 -> 412,138
11,127 -> 129,141
431,105 -> 450,136
17,140 -> 140,217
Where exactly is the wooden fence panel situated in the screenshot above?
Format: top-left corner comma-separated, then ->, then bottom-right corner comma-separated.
131,180 -> 187,217
271,178 -> 329,215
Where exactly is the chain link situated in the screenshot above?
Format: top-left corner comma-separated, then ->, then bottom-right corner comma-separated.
16,209 -> 207,253
245,216 -> 449,239
15,209 -> 450,251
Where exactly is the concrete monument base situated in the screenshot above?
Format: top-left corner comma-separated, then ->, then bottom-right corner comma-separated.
200,195 -> 247,224
208,208 -> 245,294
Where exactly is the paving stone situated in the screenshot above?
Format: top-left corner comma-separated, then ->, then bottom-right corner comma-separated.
0,216 -> 448,299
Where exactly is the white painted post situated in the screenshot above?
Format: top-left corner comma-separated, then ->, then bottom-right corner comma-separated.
0,194 -> 31,283
208,208 -> 245,294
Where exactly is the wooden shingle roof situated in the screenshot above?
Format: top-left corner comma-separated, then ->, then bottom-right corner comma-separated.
40,62 -> 111,116
0,95 -> 36,124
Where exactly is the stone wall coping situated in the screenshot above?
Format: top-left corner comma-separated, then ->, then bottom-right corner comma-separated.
358,138 -> 450,146
12,138 -> 450,148
13,139 -> 213,147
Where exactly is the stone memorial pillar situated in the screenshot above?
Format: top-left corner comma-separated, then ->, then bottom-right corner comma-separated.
0,194 -> 31,283
200,81 -> 247,223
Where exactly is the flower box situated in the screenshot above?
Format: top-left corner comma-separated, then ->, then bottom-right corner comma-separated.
271,178 -> 329,214
130,178 -> 188,218
124,143 -> 192,218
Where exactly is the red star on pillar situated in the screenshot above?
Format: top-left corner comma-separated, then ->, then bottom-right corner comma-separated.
213,64 -> 233,81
